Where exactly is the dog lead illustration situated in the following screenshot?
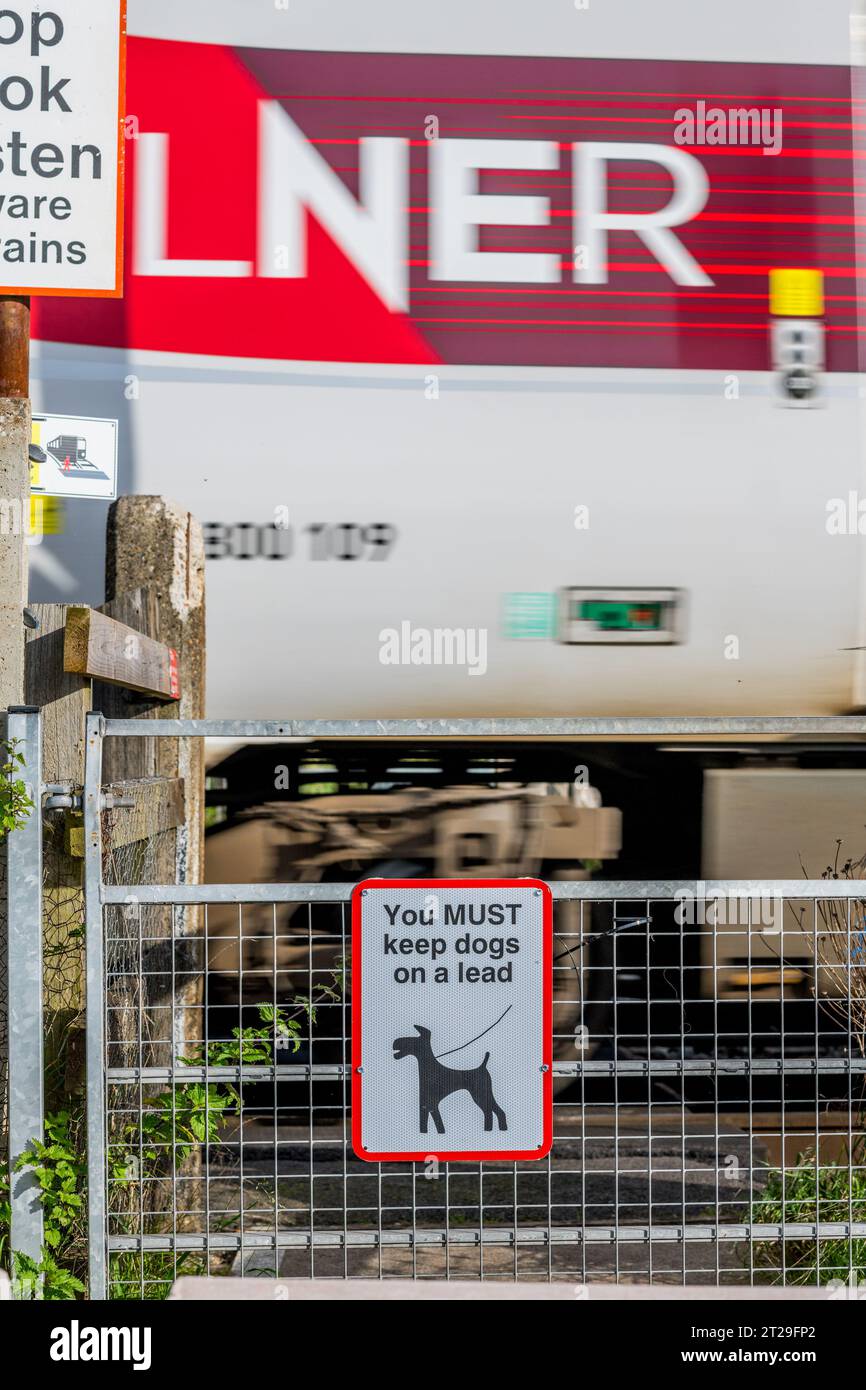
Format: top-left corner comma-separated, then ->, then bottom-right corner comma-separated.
392,1024 -> 508,1134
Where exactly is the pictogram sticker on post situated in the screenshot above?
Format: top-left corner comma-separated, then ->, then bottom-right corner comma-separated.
30,413 -> 117,499
351,878 -> 553,1162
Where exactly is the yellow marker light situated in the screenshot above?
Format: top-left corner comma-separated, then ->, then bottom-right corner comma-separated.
769,267 -> 824,318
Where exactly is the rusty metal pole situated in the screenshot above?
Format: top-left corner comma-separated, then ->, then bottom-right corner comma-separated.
0,297 -> 31,399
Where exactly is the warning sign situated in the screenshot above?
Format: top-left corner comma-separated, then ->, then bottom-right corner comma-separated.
0,0 -> 126,297
351,878 -> 552,1162
30,413 -> 117,500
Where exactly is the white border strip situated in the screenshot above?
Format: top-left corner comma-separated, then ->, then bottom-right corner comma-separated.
127,0 -> 859,67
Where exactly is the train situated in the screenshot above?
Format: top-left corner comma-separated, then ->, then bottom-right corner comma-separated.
25,0 -> 866,719
20,0 -> 866,1040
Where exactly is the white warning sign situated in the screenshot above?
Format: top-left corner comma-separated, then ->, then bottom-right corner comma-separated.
351,878 -> 552,1162
30,412 -> 118,499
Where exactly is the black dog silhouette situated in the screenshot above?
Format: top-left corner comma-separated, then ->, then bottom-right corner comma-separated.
392,1024 -> 508,1135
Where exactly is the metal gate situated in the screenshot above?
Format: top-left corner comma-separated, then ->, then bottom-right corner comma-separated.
45,715 -> 866,1291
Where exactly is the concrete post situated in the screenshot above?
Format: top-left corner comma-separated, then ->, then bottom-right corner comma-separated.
0,399 -> 29,705
105,495 -> 206,884
0,397 -> 31,1151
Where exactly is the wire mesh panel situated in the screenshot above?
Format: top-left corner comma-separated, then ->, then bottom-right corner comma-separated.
79,714 -> 866,1293
91,883 -> 866,1293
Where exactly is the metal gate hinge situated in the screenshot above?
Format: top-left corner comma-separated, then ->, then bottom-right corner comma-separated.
44,784 -> 136,811
43,783 -> 82,811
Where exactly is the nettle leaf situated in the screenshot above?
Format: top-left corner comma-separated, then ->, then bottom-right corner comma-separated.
189,1114 -> 208,1142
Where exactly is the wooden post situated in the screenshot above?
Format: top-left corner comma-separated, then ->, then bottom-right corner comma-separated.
24,603 -> 92,1099
24,586 -> 196,1102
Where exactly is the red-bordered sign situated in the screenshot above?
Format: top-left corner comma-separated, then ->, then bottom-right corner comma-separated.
351,877 -> 553,1163
0,0 -> 127,298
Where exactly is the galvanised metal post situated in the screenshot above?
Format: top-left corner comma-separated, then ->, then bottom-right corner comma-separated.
5,706 -> 43,1280
83,712 -> 107,1300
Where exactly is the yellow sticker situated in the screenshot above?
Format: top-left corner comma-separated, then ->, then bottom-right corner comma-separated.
29,496 -> 65,537
30,418 -> 42,489
769,267 -> 824,318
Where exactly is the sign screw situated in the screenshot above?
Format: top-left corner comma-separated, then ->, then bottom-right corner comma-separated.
361,889 -> 368,896
540,1064 -> 549,1072
356,1066 -> 364,1074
